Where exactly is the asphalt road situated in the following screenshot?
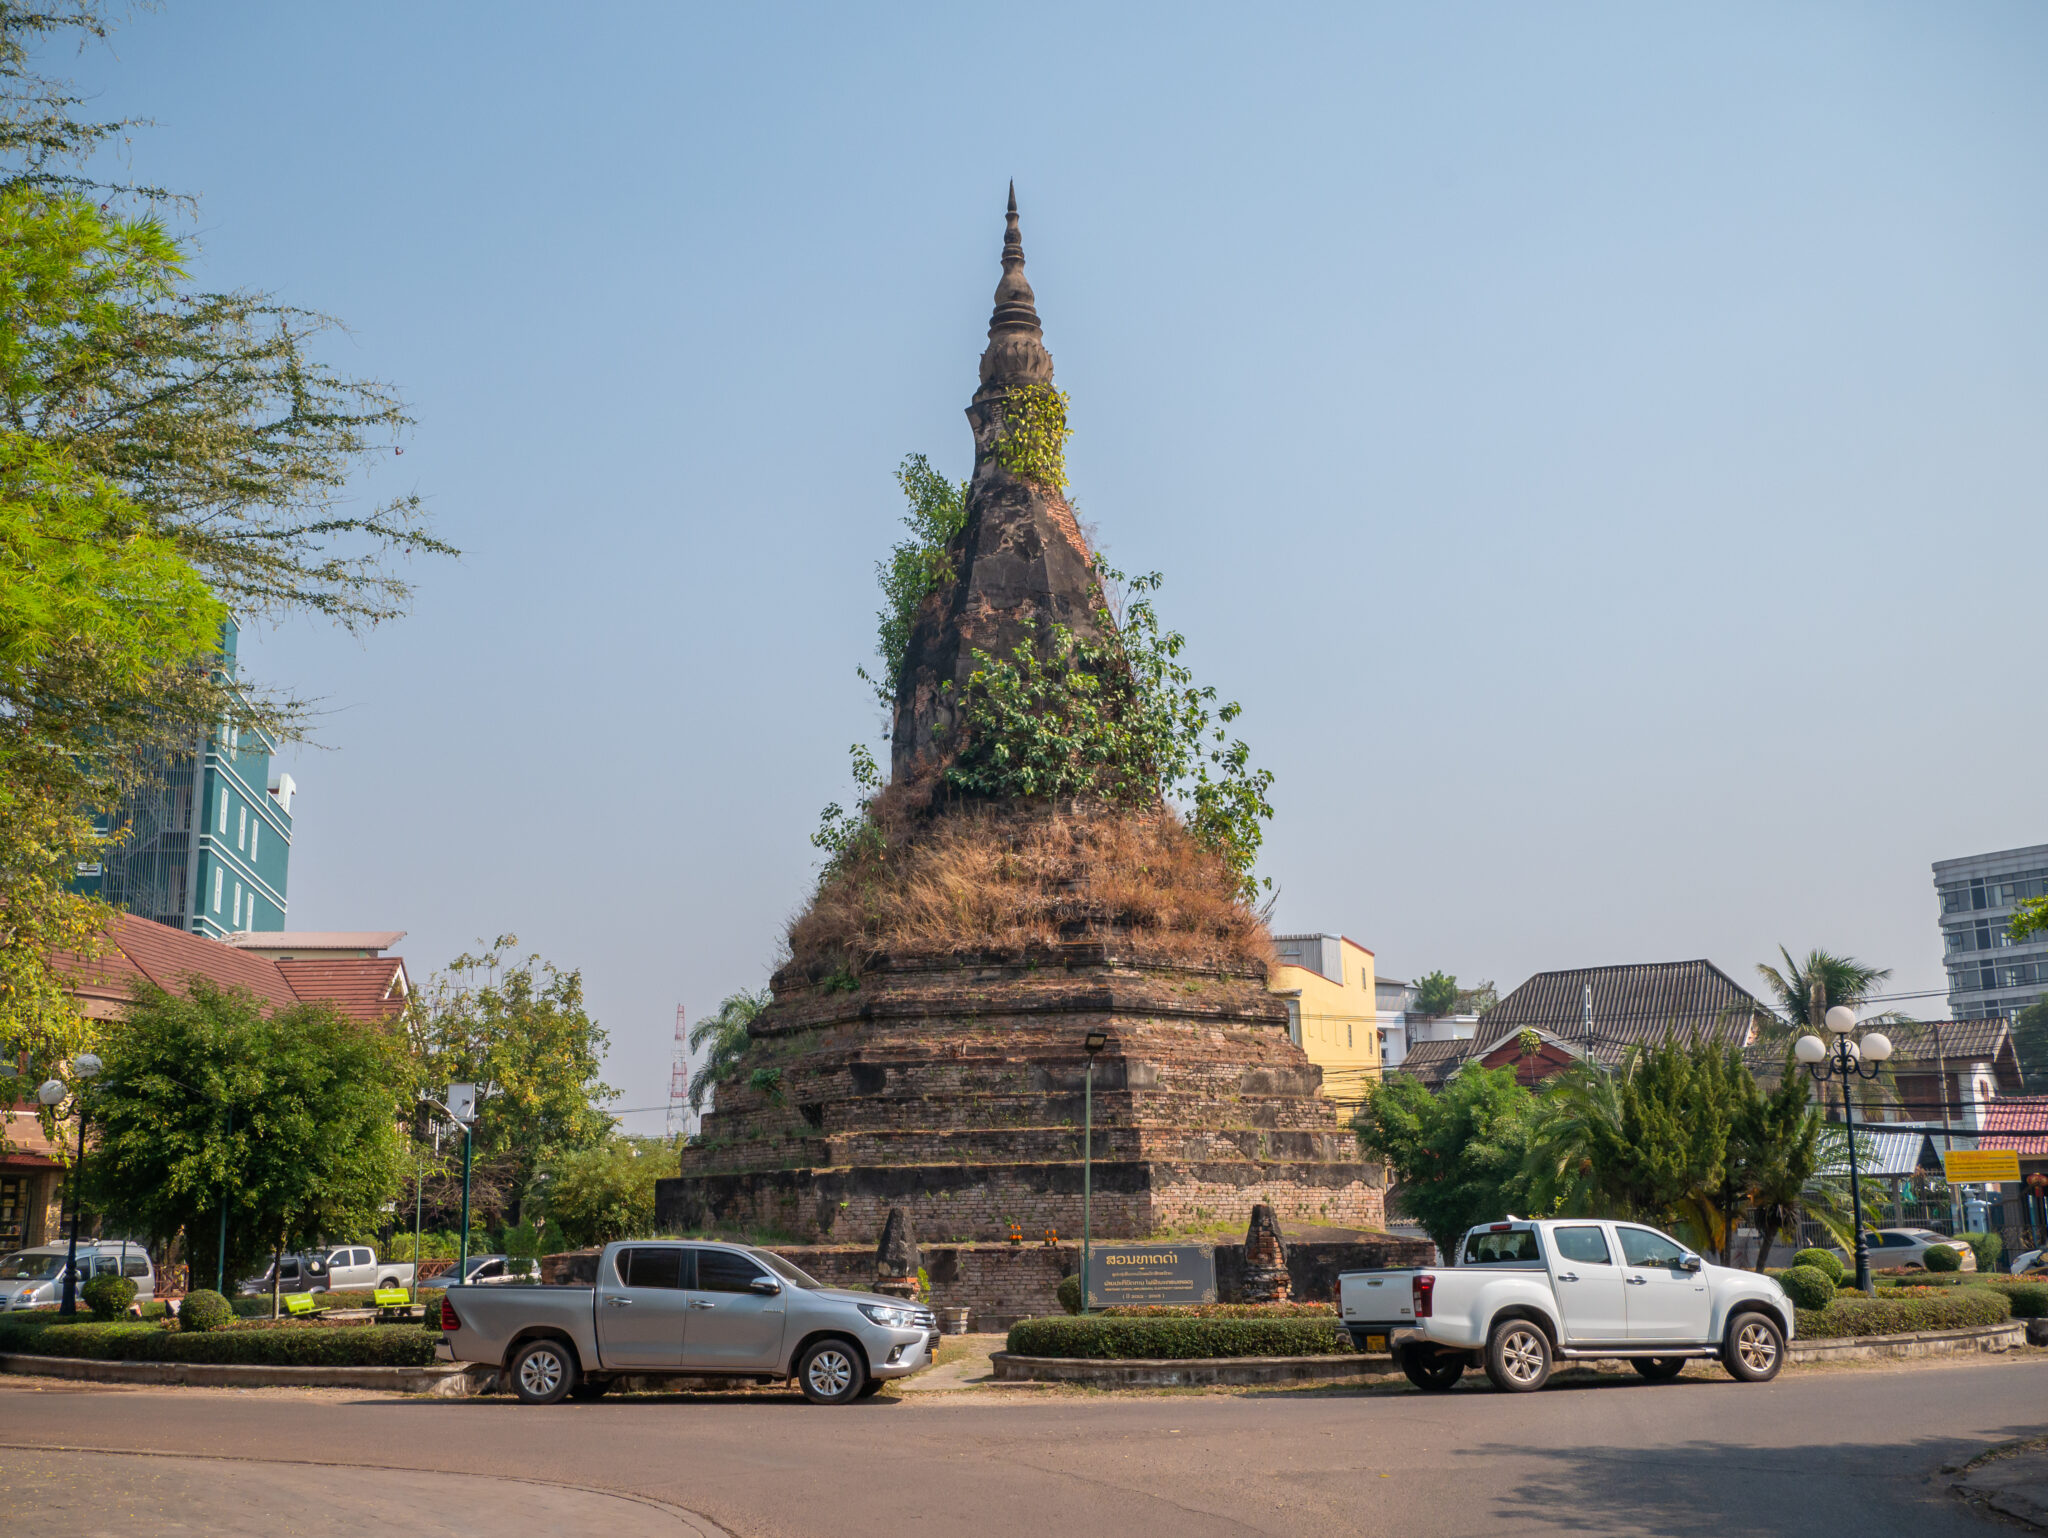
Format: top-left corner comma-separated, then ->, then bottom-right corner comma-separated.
2,1356 -> 2044,1538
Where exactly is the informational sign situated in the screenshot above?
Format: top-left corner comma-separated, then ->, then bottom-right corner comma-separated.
1943,1148 -> 2021,1184
1085,1244 -> 1218,1308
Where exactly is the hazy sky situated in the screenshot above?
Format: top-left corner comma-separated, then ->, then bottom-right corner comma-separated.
64,3 -> 2048,1129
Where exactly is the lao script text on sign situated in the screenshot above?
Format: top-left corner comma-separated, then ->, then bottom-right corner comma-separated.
1085,1245 -> 1218,1308
1943,1148 -> 2021,1183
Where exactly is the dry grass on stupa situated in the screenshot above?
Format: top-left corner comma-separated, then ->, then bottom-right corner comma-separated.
784,795 -> 1274,976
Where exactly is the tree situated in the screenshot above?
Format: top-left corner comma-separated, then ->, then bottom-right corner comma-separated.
81,980 -> 411,1293
1354,1065 -> 1534,1261
867,454 -> 967,707
404,939 -> 614,1226
2011,1000 -> 2048,1094
1412,972 -> 1459,1018
2011,899 -> 2048,945
542,1137 -> 667,1248
688,987 -> 770,1115
1726,1049 -> 1859,1269
1754,947 -> 1898,1030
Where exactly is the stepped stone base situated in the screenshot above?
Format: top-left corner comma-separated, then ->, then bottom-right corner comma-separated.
661,946 -> 1385,1244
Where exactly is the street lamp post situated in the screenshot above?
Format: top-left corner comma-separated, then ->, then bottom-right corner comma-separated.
36,1053 -> 103,1317
216,1104 -> 232,1293
1796,1005 -> 1893,1294
1080,1031 -> 1107,1315
447,1084 -> 478,1282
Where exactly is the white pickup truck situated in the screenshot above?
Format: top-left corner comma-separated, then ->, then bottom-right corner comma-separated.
1339,1217 -> 1795,1393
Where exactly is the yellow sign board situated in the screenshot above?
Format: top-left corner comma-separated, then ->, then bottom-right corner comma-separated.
1942,1148 -> 2021,1183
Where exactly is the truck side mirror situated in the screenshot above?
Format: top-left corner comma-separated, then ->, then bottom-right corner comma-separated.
749,1276 -> 782,1296
1681,1255 -> 1703,1273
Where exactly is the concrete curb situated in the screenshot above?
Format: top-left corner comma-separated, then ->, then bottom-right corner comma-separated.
1786,1321 -> 2027,1364
990,1351 -> 1391,1387
0,1352 -> 499,1397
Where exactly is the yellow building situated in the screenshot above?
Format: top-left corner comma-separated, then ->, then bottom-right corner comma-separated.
1268,933 -> 1381,1112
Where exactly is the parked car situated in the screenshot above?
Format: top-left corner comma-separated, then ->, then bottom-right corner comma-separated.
458,1254 -> 540,1285
1831,1229 -> 1976,1273
238,1245 -> 416,1296
1,1241 -> 155,1312
1338,1217 -> 1795,1393
2010,1247 -> 2044,1276
437,1238 -> 939,1405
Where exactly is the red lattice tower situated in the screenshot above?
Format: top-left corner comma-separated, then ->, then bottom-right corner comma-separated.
666,1004 -> 689,1140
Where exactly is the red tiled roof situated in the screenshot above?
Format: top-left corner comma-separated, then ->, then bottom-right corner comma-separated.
53,913 -> 407,1025
274,958 -> 408,1020
1,1111 -> 64,1169
1978,1096 -> 2048,1157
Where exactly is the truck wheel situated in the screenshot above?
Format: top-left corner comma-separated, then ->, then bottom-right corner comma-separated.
378,1277 -> 401,1291
1722,1312 -> 1783,1383
1484,1319 -> 1552,1392
509,1339 -> 579,1405
796,1338 -> 867,1405
1630,1357 -> 1686,1382
1400,1347 -> 1465,1392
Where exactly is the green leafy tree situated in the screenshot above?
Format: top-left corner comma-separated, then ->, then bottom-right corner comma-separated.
867,454 -> 967,706
1354,1065 -> 1534,1261
2011,898 -> 2048,945
542,1137 -> 667,1247
944,563 -> 1274,898
2013,1000 -> 2048,1094
688,987 -> 771,1116
1412,972 -> 1460,1018
404,939 -> 614,1226
80,980 -> 411,1295
1727,1050 -> 1859,1270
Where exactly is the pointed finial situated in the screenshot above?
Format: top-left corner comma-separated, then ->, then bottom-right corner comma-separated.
979,184 -> 1052,388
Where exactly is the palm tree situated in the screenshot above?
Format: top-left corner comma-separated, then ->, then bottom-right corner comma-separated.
1727,1048 -> 1861,1269
687,987 -> 771,1115
1754,947 -> 1899,1030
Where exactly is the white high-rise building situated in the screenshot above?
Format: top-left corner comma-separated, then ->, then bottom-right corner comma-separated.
1934,843 -> 2048,1020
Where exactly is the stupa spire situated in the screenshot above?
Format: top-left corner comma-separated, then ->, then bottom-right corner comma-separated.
978,183 -> 1054,390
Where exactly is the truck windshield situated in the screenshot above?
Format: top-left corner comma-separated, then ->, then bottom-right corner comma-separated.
0,1252 -> 65,1281
749,1248 -> 821,1289
1463,1229 -> 1541,1265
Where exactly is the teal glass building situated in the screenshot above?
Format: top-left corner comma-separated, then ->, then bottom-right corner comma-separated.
73,618 -> 294,937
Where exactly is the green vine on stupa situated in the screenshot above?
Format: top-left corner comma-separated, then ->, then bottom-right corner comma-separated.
992,383 -> 1071,491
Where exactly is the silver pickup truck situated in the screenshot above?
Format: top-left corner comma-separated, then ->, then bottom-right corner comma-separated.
437,1238 -> 939,1404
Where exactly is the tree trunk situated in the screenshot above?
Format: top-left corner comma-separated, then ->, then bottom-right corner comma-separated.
1753,1218 -> 1779,1272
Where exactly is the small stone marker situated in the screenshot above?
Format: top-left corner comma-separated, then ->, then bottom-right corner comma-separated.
873,1205 -> 921,1301
1241,1204 -> 1291,1303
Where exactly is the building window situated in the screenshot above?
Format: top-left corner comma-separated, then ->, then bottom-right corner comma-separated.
211,866 -> 223,913
249,820 -> 259,861
1347,1021 -> 1354,1049
232,884 -> 242,927
238,806 -> 247,851
218,794 -> 229,835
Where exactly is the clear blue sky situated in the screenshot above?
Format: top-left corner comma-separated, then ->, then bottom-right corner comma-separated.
64,3 -> 2048,1128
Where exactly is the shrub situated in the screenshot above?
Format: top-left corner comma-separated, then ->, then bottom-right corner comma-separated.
1792,1248 -> 1844,1285
0,1317 -> 436,1366
1056,1274 -> 1082,1315
179,1290 -> 232,1333
1877,1272 -> 1969,1289
1778,1265 -> 1836,1310
1006,1314 -> 1352,1360
1102,1302 -> 1336,1318
80,1274 -> 137,1320
1953,1231 -> 2003,1272
1793,1288 -> 2010,1341
2000,1283 -> 2048,1319
1923,1243 -> 1962,1273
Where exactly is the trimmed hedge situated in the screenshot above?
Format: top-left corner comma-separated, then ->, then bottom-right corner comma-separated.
180,1290 -> 233,1333
1056,1274 -> 1082,1315
1923,1243 -> 1961,1273
1954,1231 -> 2003,1272
1998,1283 -> 2048,1319
1007,1314 -> 1352,1359
1778,1266 -> 1835,1310
1102,1303 -> 1338,1319
0,1315 -> 436,1366
1793,1248 -> 1844,1285
1793,1287 -> 2010,1341
81,1274 -> 137,1320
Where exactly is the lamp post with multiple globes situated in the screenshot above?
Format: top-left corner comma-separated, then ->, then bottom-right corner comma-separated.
1794,1005 -> 1892,1294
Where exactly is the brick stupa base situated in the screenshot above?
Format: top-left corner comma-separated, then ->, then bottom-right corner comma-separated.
657,945 -> 1384,1243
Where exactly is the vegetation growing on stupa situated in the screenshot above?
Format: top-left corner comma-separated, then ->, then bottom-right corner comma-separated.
865,454 -> 966,707
992,382 -> 1071,490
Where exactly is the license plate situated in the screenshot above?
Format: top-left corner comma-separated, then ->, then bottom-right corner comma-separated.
1365,1333 -> 1388,1353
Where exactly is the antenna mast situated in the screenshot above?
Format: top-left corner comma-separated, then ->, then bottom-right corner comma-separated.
667,1004 -> 689,1141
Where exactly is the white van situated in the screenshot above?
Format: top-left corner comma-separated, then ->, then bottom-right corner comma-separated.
0,1241 -> 155,1312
